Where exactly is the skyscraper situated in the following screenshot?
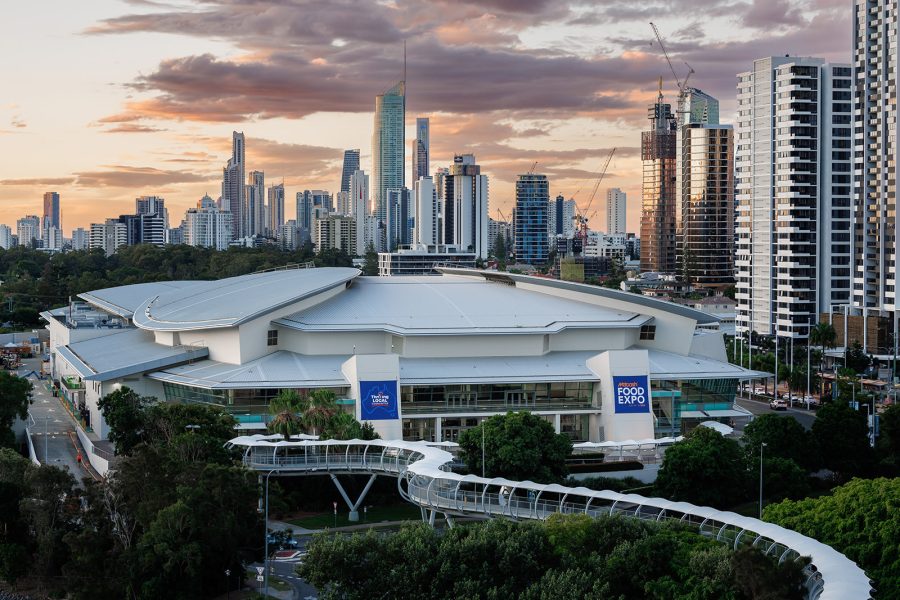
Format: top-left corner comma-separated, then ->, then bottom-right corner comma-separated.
340,149 -> 360,193
0,225 -> 12,250
413,176 -> 438,247
268,183 -> 285,236
296,191 -> 312,232
412,118 -> 429,182
606,189 -> 626,235
515,173 -> 549,264
444,154 -> 489,258
42,192 -> 60,231
735,57 -> 852,341
221,131 -> 245,239
245,171 -> 265,237
639,92 -> 677,273
675,89 -> 734,288
71,228 -> 88,251
372,80 -> 405,248
135,196 -> 168,233
853,0 -> 896,352
185,194 -> 232,250
350,169 -> 369,254
549,195 -> 576,238
16,215 -> 40,247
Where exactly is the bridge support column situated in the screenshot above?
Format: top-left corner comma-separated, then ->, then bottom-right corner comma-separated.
330,474 -> 377,522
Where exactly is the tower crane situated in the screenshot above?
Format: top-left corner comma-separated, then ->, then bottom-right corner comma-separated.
649,22 -> 695,114
573,147 -> 616,243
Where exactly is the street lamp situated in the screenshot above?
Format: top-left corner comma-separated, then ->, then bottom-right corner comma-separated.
185,424 -> 201,434
758,442 -> 767,519
259,468 -> 276,597
224,568 -> 231,600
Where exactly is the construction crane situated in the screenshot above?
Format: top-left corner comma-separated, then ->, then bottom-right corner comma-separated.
573,147 -> 616,243
527,161 -> 539,175
649,22 -> 695,113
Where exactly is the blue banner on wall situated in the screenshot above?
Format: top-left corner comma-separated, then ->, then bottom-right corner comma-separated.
612,375 -> 651,414
359,380 -> 399,421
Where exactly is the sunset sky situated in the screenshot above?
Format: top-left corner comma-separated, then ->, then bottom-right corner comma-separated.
0,0 -> 851,234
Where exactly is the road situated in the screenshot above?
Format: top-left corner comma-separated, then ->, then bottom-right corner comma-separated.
19,357 -> 87,478
735,393 -> 817,430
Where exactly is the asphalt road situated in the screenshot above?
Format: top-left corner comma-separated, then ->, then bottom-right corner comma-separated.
735,393 -> 817,430
19,358 -> 85,477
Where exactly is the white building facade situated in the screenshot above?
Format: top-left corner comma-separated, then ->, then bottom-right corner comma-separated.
735,57 -> 852,341
44,267 -> 757,468
606,189 -> 626,235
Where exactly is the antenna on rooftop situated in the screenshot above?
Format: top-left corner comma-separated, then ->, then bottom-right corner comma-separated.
403,39 -> 407,83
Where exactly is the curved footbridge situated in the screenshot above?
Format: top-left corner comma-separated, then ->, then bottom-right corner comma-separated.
228,435 -> 872,600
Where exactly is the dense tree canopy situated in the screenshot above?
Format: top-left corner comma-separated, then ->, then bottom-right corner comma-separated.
0,373 -> 31,449
741,414 -> 818,471
810,401 -> 875,479
655,427 -> 749,509
458,411 -> 572,483
765,478 -> 900,598
299,514 -> 807,600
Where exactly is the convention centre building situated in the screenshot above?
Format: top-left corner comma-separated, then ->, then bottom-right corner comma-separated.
42,267 -> 757,445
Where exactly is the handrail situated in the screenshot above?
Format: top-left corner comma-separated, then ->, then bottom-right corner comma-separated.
226,435 -> 872,600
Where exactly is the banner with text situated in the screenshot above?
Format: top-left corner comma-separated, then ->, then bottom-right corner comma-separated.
359,380 -> 399,421
613,375 -> 651,414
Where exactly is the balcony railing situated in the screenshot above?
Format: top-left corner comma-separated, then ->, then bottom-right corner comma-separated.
402,396 -> 593,415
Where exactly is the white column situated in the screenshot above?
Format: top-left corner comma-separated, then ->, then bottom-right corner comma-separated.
434,417 -> 442,442
553,414 -> 561,434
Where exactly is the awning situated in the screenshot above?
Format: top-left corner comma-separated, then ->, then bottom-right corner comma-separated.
680,410 -> 706,418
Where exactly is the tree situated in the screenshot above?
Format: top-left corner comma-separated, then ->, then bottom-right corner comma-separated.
741,414 -> 818,471
809,321 -> 836,373
97,386 -> 155,456
810,401 -> 875,478
0,372 -> 31,449
655,427 -> 748,508
877,404 -> 900,473
845,341 -> 872,374
303,389 -> 339,436
458,412 -> 572,483
764,478 -> 900,597
321,412 -> 379,441
362,242 -> 378,276
267,389 -> 305,440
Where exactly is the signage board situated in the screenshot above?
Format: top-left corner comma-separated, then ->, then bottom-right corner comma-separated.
612,375 -> 651,414
359,380 -> 399,421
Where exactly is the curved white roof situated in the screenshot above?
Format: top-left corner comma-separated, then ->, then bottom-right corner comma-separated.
133,268 -> 359,331
277,275 -> 647,335
79,280 -> 204,318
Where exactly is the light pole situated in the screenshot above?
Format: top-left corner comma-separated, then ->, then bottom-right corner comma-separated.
481,421 -> 486,478
260,468 -> 276,597
758,442 -> 767,519
224,568 -> 231,600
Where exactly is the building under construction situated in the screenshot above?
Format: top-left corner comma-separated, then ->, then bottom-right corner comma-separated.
640,95 -> 677,274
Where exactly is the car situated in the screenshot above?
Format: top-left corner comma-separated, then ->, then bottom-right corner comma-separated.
769,399 -> 788,411
802,395 -> 818,408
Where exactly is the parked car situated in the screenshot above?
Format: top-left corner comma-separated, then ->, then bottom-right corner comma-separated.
802,395 -> 818,408
769,399 -> 788,411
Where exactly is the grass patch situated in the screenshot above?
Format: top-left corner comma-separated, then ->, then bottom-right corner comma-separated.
290,503 -> 422,529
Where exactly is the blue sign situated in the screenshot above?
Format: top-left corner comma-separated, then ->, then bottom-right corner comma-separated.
613,375 -> 651,414
359,380 -> 399,421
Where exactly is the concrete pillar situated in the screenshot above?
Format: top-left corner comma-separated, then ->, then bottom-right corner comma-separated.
553,414 -> 561,434
434,417 -> 442,442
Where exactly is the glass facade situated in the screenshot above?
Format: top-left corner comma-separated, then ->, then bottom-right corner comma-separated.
651,378 -> 738,437
401,382 -> 594,415
640,99 -> 677,273
372,81 -> 405,225
515,174 -> 549,264
162,383 -> 351,422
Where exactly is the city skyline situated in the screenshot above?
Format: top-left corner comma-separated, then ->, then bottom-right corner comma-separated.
0,1 -> 851,232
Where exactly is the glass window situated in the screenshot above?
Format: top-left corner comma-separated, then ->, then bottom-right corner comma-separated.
267,330 -> 278,346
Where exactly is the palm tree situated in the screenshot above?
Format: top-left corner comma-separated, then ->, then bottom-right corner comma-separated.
322,412 -> 360,440
267,389 -> 305,440
303,389 -> 339,437
809,322 -> 837,373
